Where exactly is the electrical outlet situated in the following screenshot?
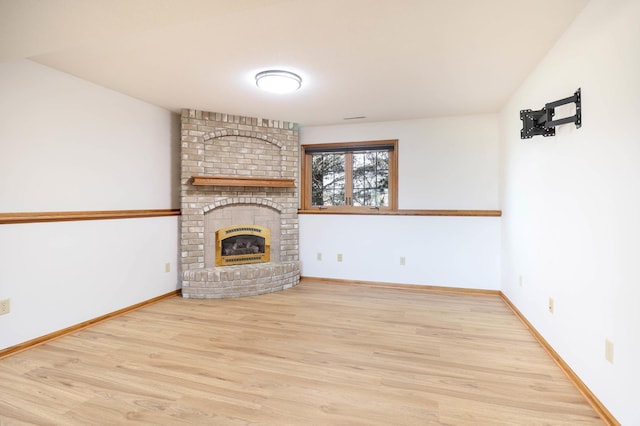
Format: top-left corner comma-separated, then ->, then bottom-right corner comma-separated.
317,252 -> 322,261
337,253 -> 343,262
519,275 -> 523,287
165,262 -> 171,273
548,297 -> 554,314
0,299 -> 10,315
605,339 -> 614,364
400,256 -> 406,266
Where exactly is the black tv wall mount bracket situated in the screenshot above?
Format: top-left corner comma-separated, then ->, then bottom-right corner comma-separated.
520,88 -> 582,139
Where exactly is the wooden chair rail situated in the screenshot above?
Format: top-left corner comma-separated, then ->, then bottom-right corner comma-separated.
0,209 -> 181,225
298,209 -> 502,217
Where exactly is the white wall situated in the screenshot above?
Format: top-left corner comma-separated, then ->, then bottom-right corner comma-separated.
0,60 -> 180,212
0,60 -> 180,350
300,116 -> 501,289
499,0 -> 640,423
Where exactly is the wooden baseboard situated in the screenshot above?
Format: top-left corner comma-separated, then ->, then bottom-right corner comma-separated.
300,276 -> 501,296
0,289 -> 181,360
500,293 -> 620,426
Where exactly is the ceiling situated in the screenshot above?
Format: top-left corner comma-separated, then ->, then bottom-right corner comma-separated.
0,0 -> 589,126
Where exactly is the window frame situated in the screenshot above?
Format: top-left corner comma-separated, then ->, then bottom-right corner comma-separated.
300,139 -> 398,213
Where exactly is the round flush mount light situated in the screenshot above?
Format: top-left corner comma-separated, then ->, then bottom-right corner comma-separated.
255,70 -> 302,94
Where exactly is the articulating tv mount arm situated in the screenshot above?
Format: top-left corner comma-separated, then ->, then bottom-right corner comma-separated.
520,88 -> 582,139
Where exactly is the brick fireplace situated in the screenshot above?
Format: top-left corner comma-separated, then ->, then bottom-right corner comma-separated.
180,110 -> 300,298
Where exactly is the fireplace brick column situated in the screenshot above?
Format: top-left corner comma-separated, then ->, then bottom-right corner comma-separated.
179,110 -> 300,298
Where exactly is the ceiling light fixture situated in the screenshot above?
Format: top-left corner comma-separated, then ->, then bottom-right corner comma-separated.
255,70 -> 302,94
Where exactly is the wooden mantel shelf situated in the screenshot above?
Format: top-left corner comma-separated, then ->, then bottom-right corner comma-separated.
191,175 -> 296,188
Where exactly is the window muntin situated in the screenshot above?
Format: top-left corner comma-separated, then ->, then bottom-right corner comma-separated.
302,140 -> 397,212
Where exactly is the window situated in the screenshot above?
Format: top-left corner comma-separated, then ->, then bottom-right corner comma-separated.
301,140 -> 398,212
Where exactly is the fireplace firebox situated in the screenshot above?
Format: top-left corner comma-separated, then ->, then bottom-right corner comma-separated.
215,224 -> 270,266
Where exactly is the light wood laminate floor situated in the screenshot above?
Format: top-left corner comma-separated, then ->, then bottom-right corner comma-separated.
0,279 -> 602,425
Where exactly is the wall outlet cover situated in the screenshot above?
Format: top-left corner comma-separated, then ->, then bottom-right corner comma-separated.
605,339 -> 614,364
0,299 -> 10,315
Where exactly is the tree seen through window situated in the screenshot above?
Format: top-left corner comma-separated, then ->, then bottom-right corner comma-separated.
309,146 -> 391,208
